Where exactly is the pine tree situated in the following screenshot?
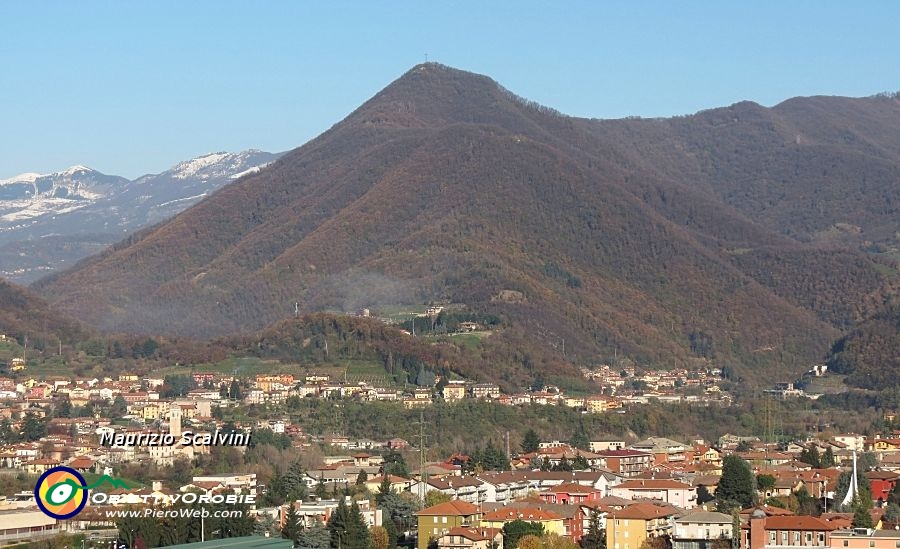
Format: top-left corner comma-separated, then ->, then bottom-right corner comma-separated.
580,508 -> 604,549
521,429 -> 541,454
716,455 -> 755,513
283,505 -> 301,542
356,469 -> 369,486
852,500 -> 874,528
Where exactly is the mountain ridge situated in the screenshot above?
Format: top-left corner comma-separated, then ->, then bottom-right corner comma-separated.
33,64 -> 900,386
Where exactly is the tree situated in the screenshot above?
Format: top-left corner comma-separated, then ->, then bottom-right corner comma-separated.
21,411 -> 47,441
697,485 -> 716,505
822,447 -> 836,467
580,508 -> 604,549
382,516 -> 399,549
502,520 -> 544,549
518,535 -> 543,549
357,469 -> 369,486
545,534 -> 579,549
834,471 -> 872,511
255,514 -> 279,538
889,479 -> 900,506
382,451 -> 410,478
55,398 -> 71,418
376,476 -> 393,505
799,446 -> 821,468
370,526 -> 389,549
282,505 -> 301,542
229,379 -> 244,400
297,522 -> 332,549
521,429 -> 541,454
883,503 -> 900,523
571,425 -> 590,451
572,454 -> 590,471
328,499 -> 371,549
716,455 -> 755,513
852,500 -> 874,528
756,474 -> 776,493
425,491 -> 452,508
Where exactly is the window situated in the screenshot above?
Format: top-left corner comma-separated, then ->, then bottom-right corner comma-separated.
782,532 -> 789,544
806,533 -> 812,543
842,542 -> 848,547
442,517 -> 447,524
795,532 -> 800,544
434,517 -> 438,523
869,543 -> 874,549
769,533 -> 776,544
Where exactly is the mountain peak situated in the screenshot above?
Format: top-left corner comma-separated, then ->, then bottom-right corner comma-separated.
343,63 -> 533,130
57,165 -> 94,176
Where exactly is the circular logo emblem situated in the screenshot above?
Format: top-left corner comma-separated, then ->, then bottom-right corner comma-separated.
34,466 -> 89,519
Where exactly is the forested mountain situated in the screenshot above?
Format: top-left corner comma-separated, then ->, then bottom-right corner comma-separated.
0,278 -> 88,347
34,64 -> 900,384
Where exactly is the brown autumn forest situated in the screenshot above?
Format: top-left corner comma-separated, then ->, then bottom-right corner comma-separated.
20,63 -> 900,389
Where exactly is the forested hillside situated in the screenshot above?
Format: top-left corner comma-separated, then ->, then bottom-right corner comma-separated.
35,64 -> 900,386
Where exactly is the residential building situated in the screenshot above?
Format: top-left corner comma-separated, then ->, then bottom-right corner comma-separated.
480,507 -> 566,537
416,500 -> 481,549
740,509 -> 834,549
672,511 -> 733,549
611,478 -> 697,509
606,503 -> 679,549
830,528 -> 900,549
597,450 -> 653,477
436,527 -> 504,549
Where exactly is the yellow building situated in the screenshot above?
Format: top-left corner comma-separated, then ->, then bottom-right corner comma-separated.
480,508 -> 565,537
606,503 -> 678,549
416,500 -> 481,549
142,402 -> 161,420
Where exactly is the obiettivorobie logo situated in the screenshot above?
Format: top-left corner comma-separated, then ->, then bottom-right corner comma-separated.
35,466 -> 129,519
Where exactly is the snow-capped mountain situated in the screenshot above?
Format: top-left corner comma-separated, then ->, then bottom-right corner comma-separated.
0,149 -> 282,282
0,166 -> 128,223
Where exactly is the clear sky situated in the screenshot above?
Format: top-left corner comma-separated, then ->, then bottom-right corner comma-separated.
2,1 -> 899,179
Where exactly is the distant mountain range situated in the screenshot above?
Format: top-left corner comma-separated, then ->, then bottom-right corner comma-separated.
32,64 -> 900,386
0,150 -> 282,282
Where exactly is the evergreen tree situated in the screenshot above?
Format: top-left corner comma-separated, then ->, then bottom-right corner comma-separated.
834,471 -> 872,511
376,476 -> 393,505
521,429 -> 541,454
822,447 -> 836,467
382,451 -> 410,478
852,500 -> 874,528
799,446 -> 821,468
328,499 -> 371,549
716,455 -> 755,513
571,425 -> 589,451
572,453 -> 590,471
580,508 -> 604,549
502,520 -> 544,549
297,522 -> 332,549
21,411 -> 47,441
889,480 -> 900,506
357,469 -> 369,486
382,517 -> 399,549
55,398 -> 71,418
283,505 -> 301,542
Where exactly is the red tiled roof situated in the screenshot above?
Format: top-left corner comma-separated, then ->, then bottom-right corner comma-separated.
416,500 -> 479,516
762,516 -> 835,531
482,508 -> 563,521
609,503 -> 677,520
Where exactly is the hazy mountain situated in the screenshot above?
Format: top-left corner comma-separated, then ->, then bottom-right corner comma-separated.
34,64 -> 900,384
0,150 -> 281,282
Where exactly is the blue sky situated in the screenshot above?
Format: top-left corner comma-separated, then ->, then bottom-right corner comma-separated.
2,1 -> 898,179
